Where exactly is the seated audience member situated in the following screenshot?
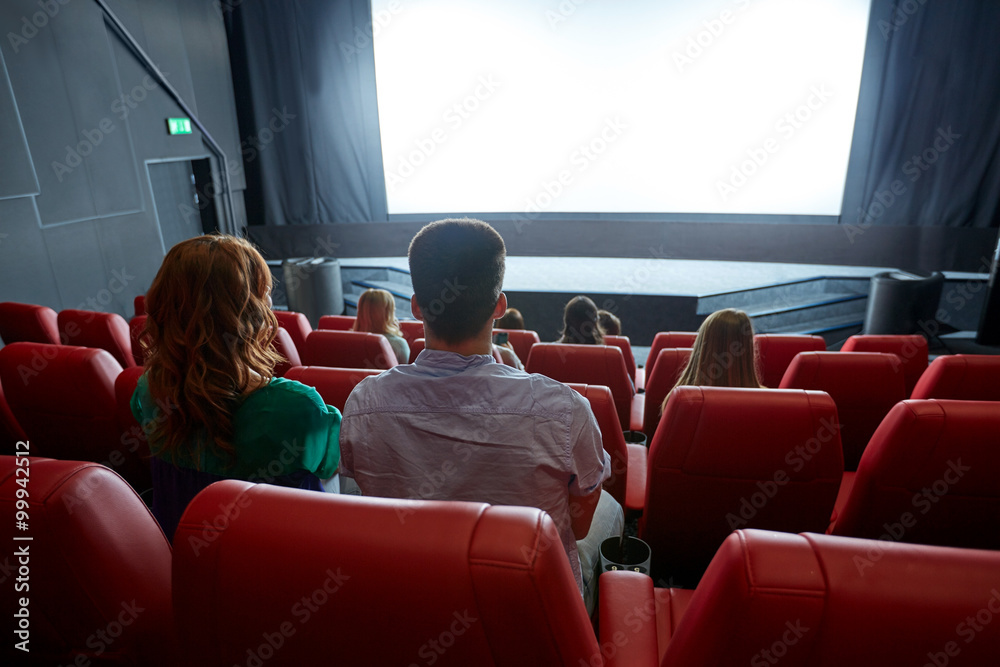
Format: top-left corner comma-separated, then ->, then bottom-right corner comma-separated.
661,308 -> 762,413
495,307 -> 524,330
340,219 -> 622,613
132,234 -> 342,541
558,295 -> 604,344
598,309 -> 622,336
352,288 -> 410,365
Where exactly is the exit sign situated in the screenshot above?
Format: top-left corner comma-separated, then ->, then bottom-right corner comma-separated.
167,118 -> 192,135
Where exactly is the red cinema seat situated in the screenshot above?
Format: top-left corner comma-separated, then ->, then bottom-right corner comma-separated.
754,333 -> 826,388
493,328 -> 540,364
0,343 -> 150,493
0,302 -> 60,345
271,327 -> 301,378
831,400 -> 1000,549
641,386 -> 843,584
0,457 -> 176,666
129,314 -> 148,365
398,319 -> 424,346
273,310 -> 312,358
599,529 -> 1000,667
604,334 -> 638,387
133,294 -> 146,316
284,366 -> 382,413
910,354 -> 1000,400
409,337 -> 426,363
779,351 -> 907,471
58,309 -> 136,368
567,384 -> 644,512
173,481 -> 599,667
641,348 -> 692,440
646,331 -> 697,380
317,314 -> 356,330
303,330 -> 397,370
526,343 -> 642,431
841,334 -> 927,395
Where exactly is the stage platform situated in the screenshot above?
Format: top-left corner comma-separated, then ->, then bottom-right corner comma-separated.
270,256 -> 989,355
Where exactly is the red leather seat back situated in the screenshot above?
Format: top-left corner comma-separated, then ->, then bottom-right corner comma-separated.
398,319 -> 424,346
0,457 -> 175,666
0,376 -> 27,449
493,328 -> 540,363
129,314 -> 148,365
526,343 -> 635,429
317,314 -> 356,330
833,399 -> 1000,549
841,334 -> 927,395
303,330 -> 398,370
0,343 -> 153,492
173,481 -> 598,666
910,354 -> 1000,400
779,351 -> 907,471
642,386 -> 843,584
604,335 -> 637,383
409,337 -> 426,363
567,383 -> 628,507
647,331 -> 697,379
133,294 -> 146,316
57,309 -> 136,368
657,529 -> 1000,666
0,302 -> 60,345
754,334 -> 826,388
642,348 -> 692,439
273,310 -> 312,358
271,327 -> 301,377
284,366 -> 382,412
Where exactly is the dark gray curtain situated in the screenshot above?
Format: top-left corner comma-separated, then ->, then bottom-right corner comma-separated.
847,0 -> 1000,229
227,0 -> 388,225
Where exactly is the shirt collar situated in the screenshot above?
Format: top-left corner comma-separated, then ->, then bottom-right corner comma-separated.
414,348 -> 496,371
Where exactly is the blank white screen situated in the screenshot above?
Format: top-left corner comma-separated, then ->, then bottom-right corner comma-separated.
371,0 -> 871,216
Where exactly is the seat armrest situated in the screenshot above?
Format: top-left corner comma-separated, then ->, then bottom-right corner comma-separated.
630,393 -> 645,432
625,444 -> 647,512
599,571 -> 661,667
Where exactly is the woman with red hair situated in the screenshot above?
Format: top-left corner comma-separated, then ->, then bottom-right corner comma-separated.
131,234 -> 341,541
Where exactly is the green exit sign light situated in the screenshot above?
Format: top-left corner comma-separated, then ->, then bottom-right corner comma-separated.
167,118 -> 192,135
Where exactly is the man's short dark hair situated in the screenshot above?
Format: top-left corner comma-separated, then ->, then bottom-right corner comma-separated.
408,218 -> 506,344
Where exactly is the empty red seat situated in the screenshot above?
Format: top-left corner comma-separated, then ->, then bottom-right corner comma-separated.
604,334 -> 638,386
526,343 -> 643,431
567,383 -> 644,511
599,529 -> 1000,667
831,399 -> 1000,549
0,301 -> 60,345
409,337 -> 426,363
173,481 -> 599,666
273,310 -> 312,358
398,319 -> 424,346
841,334 -> 928,395
646,331 -> 697,379
317,314 -> 356,330
910,354 -> 1000,400
133,294 -> 146,316
57,309 -> 136,368
284,366 -> 382,412
641,347 -> 692,440
0,343 -> 150,493
129,314 -> 148,365
641,386 -> 843,584
271,327 -> 301,377
493,328 -> 540,364
779,351 -> 907,470
754,333 -> 826,387
0,457 -> 175,666
302,330 -> 398,370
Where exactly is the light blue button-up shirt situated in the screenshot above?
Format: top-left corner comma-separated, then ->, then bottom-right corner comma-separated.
340,349 -> 610,591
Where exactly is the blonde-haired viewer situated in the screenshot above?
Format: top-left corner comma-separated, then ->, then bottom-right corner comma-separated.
353,288 -> 410,365
661,308 -> 762,413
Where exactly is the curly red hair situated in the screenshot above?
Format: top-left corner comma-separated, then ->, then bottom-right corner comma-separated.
140,234 -> 283,466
